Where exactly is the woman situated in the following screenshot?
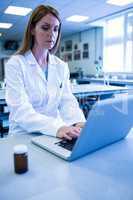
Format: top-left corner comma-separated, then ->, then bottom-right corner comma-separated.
5,5 -> 85,140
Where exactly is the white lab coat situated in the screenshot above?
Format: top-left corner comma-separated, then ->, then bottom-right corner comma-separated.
5,50 -> 85,136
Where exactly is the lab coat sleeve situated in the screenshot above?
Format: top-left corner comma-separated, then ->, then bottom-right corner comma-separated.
5,57 -> 66,136
58,63 -> 86,125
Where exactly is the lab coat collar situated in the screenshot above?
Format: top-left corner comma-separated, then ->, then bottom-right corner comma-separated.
24,50 -> 60,87
24,50 -> 59,66
24,50 -> 38,66
24,50 -> 61,106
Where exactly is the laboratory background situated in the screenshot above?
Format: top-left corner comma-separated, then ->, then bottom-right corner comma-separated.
0,0 -> 133,200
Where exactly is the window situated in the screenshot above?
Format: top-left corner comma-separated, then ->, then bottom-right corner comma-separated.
103,11 -> 133,72
104,44 -> 124,72
107,16 -> 124,39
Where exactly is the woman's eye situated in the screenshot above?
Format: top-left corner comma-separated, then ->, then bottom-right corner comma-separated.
41,25 -> 59,32
42,26 -> 49,31
54,27 -> 59,32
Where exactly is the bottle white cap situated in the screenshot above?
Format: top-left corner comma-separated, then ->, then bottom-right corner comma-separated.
14,144 -> 28,154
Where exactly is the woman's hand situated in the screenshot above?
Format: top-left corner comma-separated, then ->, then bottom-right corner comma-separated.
56,126 -> 81,140
74,122 -> 85,128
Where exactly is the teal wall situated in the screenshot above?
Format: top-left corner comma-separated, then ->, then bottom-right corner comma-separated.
59,27 -> 103,76
0,27 -> 103,78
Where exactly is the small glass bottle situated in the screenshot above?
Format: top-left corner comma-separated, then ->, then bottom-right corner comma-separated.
13,144 -> 28,174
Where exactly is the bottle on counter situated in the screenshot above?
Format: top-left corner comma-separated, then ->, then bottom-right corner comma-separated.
13,144 -> 28,174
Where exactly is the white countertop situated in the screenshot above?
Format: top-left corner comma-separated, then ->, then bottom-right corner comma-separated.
87,77 -> 133,85
71,83 -> 130,95
1,129 -> 133,200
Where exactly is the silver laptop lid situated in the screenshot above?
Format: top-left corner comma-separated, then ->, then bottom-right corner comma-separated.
70,95 -> 133,161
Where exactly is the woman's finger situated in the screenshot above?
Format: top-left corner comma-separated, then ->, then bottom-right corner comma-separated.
64,133 -> 72,140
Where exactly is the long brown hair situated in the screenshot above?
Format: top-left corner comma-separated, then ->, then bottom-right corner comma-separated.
16,5 -> 61,55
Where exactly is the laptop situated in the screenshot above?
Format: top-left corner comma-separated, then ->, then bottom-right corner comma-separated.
31,95 -> 133,161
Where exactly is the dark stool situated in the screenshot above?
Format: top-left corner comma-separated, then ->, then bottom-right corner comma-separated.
0,99 -> 9,138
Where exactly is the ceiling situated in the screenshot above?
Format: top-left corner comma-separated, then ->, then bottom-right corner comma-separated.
0,0 -> 133,41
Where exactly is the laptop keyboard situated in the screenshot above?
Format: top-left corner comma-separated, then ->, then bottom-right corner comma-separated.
55,138 -> 77,151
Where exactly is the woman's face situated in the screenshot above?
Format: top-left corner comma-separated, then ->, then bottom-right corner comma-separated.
32,13 -> 60,50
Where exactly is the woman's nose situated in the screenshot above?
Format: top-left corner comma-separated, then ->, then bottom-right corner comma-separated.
48,28 -> 54,36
